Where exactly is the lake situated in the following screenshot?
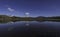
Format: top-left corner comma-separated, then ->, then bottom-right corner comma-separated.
0,21 -> 60,37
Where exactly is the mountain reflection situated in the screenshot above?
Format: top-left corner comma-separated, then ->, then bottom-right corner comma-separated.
0,20 -> 60,23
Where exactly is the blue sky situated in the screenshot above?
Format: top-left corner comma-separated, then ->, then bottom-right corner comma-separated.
0,0 -> 59,17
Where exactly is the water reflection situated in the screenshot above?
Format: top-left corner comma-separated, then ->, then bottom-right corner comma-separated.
7,21 -> 14,24
8,27 -> 14,31
36,20 -> 60,22
25,21 -> 29,26
0,20 -> 60,24
0,21 -> 60,37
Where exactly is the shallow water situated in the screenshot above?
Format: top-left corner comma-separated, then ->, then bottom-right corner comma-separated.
0,21 -> 60,37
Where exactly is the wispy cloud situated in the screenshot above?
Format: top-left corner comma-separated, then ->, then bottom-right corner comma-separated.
8,7 -> 15,12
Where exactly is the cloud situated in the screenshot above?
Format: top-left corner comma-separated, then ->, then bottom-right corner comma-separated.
8,7 -> 15,12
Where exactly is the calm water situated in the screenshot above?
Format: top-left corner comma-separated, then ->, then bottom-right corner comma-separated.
0,21 -> 60,37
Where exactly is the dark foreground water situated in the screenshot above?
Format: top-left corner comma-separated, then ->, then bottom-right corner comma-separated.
0,21 -> 60,37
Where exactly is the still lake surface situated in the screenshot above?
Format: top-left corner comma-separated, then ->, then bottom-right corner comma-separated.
0,21 -> 60,37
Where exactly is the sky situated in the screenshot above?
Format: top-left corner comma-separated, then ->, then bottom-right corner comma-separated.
0,0 -> 59,17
